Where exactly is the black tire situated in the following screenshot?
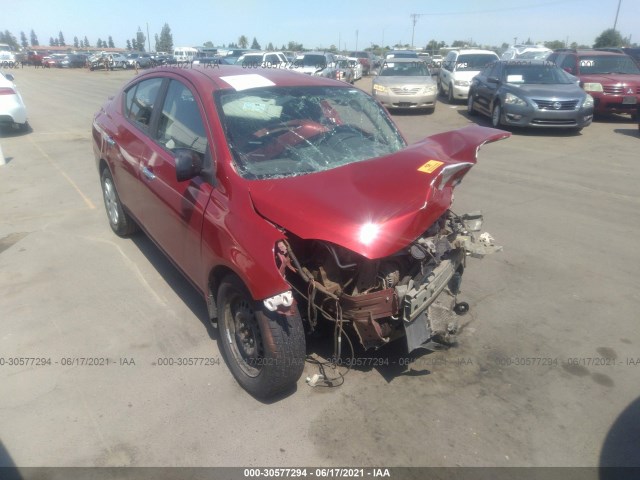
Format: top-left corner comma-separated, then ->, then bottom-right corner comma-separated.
467,94 -> 476,116
491,103 -> 503,128
448,84 -> 455,104
437,79 -> 444,96
217,275 -> 305,398
100,168 -> 139,237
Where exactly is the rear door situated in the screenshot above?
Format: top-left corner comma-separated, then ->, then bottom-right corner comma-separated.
136,76 -> 215,286
112,77 -> 165,221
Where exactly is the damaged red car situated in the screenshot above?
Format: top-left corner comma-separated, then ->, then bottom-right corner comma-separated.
92,66 -> 509,398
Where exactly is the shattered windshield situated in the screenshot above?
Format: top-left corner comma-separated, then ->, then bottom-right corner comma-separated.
215,86 -> 406,179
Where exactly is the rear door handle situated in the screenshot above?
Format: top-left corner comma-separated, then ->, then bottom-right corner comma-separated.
142,166 -> 156,180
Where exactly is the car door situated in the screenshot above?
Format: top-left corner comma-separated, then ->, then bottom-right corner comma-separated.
136,77 -> 215,286
112,77 -> 165,221
475,62 -> 502,115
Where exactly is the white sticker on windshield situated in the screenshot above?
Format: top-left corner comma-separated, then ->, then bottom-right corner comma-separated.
506,74 -> 524,83
220,74 -> 275,91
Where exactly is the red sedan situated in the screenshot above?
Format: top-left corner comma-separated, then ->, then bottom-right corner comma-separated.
93,65 -> 509,398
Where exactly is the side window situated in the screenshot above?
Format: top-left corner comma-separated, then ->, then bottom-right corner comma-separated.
560,55 -> 577,74
156,80 -> 208,156
123,78 -> 164,130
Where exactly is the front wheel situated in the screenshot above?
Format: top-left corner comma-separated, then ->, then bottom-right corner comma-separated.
217,275 -> 305,398
492,103 -> 503,128
448,84 -> 455,104
467,94 -> 476,115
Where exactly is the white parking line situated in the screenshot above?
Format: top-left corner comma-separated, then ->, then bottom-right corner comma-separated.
28,137 -> 96,210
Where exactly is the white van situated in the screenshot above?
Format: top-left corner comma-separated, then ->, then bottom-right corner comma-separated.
173,47 -> 198,64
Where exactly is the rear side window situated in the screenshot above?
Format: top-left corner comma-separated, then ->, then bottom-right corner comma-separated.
156,80 -> 208,155
560,55 -> 577,74
124,78 -> 164,130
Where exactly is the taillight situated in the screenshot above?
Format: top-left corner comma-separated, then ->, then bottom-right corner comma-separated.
0,87 -> 16,95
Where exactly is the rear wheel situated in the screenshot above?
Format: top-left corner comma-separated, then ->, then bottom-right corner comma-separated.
217,275 -> 305,398
100,168 -> 139,237
491,103 -> 503,128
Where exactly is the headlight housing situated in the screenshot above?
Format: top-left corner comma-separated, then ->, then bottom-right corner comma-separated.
582,94 -> 594,108
505,92 -> 527,106
422,84 -> 437,94
583,83 -> 603,92
373,84 -> 387,93
454,79 -> 470,87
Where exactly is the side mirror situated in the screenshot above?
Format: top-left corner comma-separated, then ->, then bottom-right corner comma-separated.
175,149 -> 203,182
4,73 -> 15,81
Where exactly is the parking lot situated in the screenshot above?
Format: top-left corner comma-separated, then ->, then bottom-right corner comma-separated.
1,66 -> 639,470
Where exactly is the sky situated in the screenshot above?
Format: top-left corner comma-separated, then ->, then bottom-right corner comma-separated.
5,0 -> 639,51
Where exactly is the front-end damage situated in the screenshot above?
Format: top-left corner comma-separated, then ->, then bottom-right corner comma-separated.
274,211 -> 501,354
248,124 -> 509,357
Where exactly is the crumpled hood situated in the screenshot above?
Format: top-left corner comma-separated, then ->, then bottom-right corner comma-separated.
248,125 -> 509,259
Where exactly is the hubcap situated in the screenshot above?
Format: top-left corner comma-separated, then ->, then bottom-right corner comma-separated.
225,294 -> 264,377
102,178 -> 119,225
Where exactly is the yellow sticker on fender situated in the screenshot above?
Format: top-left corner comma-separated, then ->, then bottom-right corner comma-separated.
418,160 -> 444,173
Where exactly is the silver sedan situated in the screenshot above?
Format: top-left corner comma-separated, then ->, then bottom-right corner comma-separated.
372,59 -> 437,113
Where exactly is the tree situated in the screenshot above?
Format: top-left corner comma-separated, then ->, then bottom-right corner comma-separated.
136,27 -> 146,51
126,39 -> 132,50
593,28 -> 623,48
238,35 -> 248,48
84,36 -> 90,48
451,40 -> 467,48
30,29 -> 39,46
73,36 -> 79,48
58,31 -> 66,46
266,42 -> 274,51
544,40 -> 566,50
425,39 -> 445,55
0,30 -> 19,50
49,36 -> 55,47
96,39 -> 103,48
20,31 -> 28,48
203,41 -> 214,48
287,41 -> 303,51
108,36 -> 115,48
156,23 -> 173,53
251,37 -> 260,50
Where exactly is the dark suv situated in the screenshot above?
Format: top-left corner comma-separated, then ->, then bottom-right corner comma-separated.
547,49 -> 640,116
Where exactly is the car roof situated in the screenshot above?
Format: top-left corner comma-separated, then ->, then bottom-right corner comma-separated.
382,58 -> 423,63
454,49 -> 499,55
557,49 -> 628,57
135,65 -> 345,91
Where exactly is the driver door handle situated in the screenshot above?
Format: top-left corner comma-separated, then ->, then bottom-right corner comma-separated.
142,166 -> 156,180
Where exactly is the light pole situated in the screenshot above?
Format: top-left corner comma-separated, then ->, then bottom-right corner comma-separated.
613,0 -> 622,30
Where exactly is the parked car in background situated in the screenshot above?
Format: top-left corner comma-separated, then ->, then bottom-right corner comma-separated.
501,45 -> 552,60
237,51 -> 288,68
0,71 -> 28,131
547,49 -> 640,117
385,50 -> 419,60
43,54 -> 67,68
26,50 -> 45,66
59,54 -> 88,68
431,55 -> 443,66
92,65 -> 507,398
372,58 -> 437,112
219,48 -> 254,64
290,52 -> 336,75
89,53 -> 129,70
126,52 -> 156,68
439,49 -> 500,103
347,58 -> 363,80
467,60 -> 593,131
348,51 -> 373,75
154,54 -> 177,65
329,59 -> 355,84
